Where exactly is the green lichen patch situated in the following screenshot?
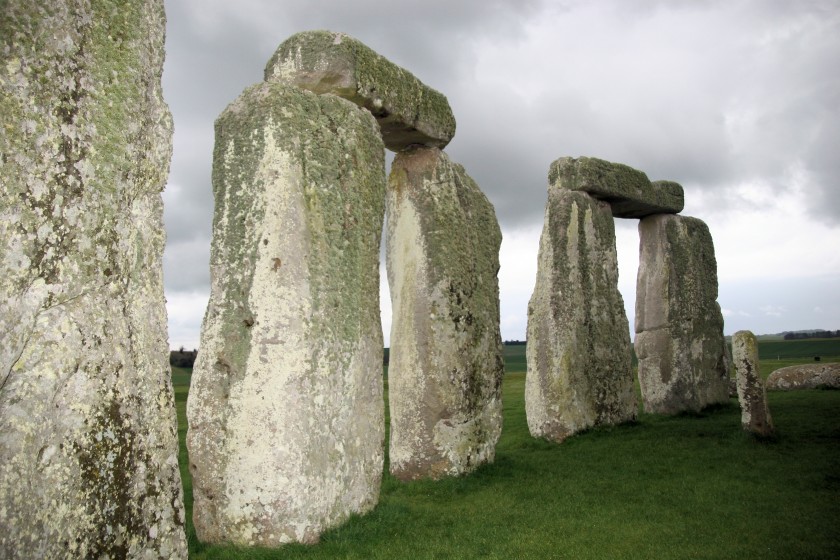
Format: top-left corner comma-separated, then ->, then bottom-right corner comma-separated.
264,30 -> 456,151
549,156 -> 684,218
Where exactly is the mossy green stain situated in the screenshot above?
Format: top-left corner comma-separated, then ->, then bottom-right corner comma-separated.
265,30 -> 455,150
75,395 -> 149,558
211,83 -> 384,379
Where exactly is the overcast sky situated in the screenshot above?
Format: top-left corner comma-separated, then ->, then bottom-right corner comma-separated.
161,0 -> 840,350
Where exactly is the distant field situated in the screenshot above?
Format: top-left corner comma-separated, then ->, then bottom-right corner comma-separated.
500,339 -> 840,378
502,344 -> 527,373
752,338 -> 840,360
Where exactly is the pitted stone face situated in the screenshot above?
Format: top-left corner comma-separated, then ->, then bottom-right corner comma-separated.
187,83 -> 385,546
550,157 -> 684,218
766,363 -> 840,391
635,214 -> 730,415
265,30 -> 456,152
386,146 -> 503,480
0,1 -> 186,558
732,330 -> 775,437
525,189 -> 637,443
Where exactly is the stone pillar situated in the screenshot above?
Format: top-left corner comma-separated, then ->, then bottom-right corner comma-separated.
526,186 -> 637,443
732,330 -> 775,437
0,2 -> 186,558
386,146 -> 504,480
187,83 -> 386,546
635,214 -> 730,414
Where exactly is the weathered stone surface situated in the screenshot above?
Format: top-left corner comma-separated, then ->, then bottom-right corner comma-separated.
525,189 -> 637,443
766,363 -> 840,391
265,30 -> 456,152
386,146 -> 503,480
732,331 -> 775,437
549,157 -> 684,218
0,2 -> 187,558
187,83 -> 385,546
635,214 -> 730,414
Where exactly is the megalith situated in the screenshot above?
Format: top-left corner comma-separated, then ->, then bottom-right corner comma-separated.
265,30 -> 456,151
386,146 -> 504,480
635,214 -> 730,414
0,2 -> 187,558
766,363 -> 840,391
549,156 -> 684,218
187,83 -> 386,546
732,331 -> 775,437
525,164 -> 637,443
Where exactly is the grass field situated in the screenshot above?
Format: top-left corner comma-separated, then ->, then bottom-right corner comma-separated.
172,341 -> 840,559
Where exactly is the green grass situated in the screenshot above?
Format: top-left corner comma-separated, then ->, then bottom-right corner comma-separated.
171,346 -> 840,559
752,338 -> 840,361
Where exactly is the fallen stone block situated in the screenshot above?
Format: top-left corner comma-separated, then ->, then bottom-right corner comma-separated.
766,363 -> 840,391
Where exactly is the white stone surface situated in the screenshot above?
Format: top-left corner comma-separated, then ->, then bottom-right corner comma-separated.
187,83 -> 385,546
0,2 -> 186,558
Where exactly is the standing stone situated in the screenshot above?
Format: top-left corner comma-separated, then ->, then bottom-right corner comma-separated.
0,2 -> 186,558
386,146 -> 503,480
635,214 -> 730,414
526,187 -> 637,443
732,331 -> 775,437
265,30 -> 456,152
187,83 -> 386,546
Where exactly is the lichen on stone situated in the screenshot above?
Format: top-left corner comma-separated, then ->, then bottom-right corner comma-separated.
549,156 -> 684,218
386,146 -> 503,480
264,30 -> 456,152
525,187 -> 637,443
732,330 -> 775,437
635,214 -> 729,415
188,83 -> 386,546
1,1 -> 186,558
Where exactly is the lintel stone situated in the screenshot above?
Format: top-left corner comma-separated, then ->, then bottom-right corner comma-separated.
549,157 -> 684,218
265,30 -> 456,152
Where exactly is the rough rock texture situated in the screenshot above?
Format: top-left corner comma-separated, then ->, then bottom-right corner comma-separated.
265,30 -> 455,152
549,157 -> 684,218
386,146 -> 503,480
525,189 -> 637,443
766,363 -> 840,391
635,214 -> 730,415
732,331 -> 775,437
0,2 -> 187,558
187,83 -> 386,546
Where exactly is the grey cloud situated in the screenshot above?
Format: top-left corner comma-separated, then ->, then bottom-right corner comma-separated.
159,0 -> 839,347
162,236 -> 211,293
